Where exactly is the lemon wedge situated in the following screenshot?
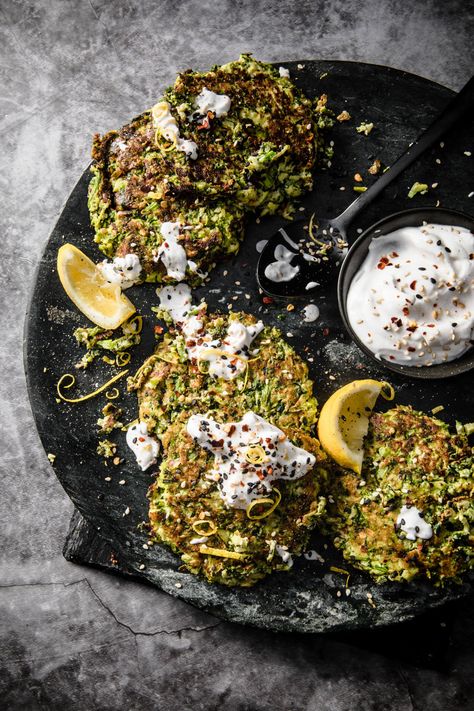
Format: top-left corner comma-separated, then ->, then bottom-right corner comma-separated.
317,379 -> 394,474
57,244 -> 136,329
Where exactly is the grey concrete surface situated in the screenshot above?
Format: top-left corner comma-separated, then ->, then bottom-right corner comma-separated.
1,1 -> 473,709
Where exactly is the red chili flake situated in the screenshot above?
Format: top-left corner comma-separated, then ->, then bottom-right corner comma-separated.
407,347 -> 416,352
262,296 -> 273,304
154,325 -> 164,335
377,256 -> 391,270
427,324 -> 435,327
323,328 -> 330,336
242,424 -> 249,432
197,117 -> 210,130
138,437 -> 145,442
406,325 -> 418,333
409,280 -> 417,290
390,317 -> 402,326
257,470 -> 265,481
228,425 -> 236,436
267,466 -> 273,475
402,307 -> 410,316
391,251 -> 399,257
210,438 -> 224,448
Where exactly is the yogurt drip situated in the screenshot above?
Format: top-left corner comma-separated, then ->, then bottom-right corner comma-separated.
396,505 -> 433,541
264,244 -> 300,282
151,100 -> 198,159
181,317 -> 264,380
346,224 -> 474,366
156,283 -> 193,322
126,422 -> 160,471
156,222 -> 189,281
187,411 -> 316,509
98,254 -> 141,289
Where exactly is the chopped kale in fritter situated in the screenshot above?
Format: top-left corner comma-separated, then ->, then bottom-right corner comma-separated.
88,55 -> 333,283
74,315 -> 141,369
321,406 -> 474,585
128,311 -> 327,586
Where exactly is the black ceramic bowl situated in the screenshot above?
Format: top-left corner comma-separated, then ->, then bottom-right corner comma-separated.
338,207 -> 474,379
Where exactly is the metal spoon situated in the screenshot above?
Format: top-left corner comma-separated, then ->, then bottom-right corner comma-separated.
257,74 -> 474,298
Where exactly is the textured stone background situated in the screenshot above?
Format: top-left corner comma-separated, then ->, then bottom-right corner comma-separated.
1,0 -> 473,709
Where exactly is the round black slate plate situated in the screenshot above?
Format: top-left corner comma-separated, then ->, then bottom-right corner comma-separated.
24,61 -> 474,633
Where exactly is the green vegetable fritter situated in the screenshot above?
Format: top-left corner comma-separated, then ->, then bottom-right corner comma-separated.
128,311 -> 327,586
88,55 -> 333,283
321,406 -> 474,585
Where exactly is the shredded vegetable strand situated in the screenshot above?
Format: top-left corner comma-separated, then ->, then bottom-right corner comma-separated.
244,444 -> 268,465
105,387 -> 120,400
380,382 -> 395,401
246,487 -> 281,520
116,351 -> 131,367
330,565 -> 351,588
191,520 -> 217,537
56,370 -> 128,403
128,315 -> 143,334
199,545 -> 247,560
308,212 -> 329,249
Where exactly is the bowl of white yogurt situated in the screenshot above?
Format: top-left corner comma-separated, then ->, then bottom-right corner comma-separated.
338,207 -> 474,378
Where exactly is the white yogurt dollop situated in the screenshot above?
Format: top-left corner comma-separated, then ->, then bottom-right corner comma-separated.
278,67 -> 290,78
181,317 -> 264,380
156,221 -> 189,281
396,505 -> 433,541
264,243 -> 300,282
303,304 -> 320,322
195,88 -> 231,118
187,411 -> 316,509
346,224 -> 474,366
98,254 -> 141,289
126,422 -> 160,471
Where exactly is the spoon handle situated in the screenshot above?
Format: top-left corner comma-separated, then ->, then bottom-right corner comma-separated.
333,74 -> 474,233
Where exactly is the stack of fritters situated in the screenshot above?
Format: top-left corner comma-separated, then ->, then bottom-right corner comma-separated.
89,55 -> 330,283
